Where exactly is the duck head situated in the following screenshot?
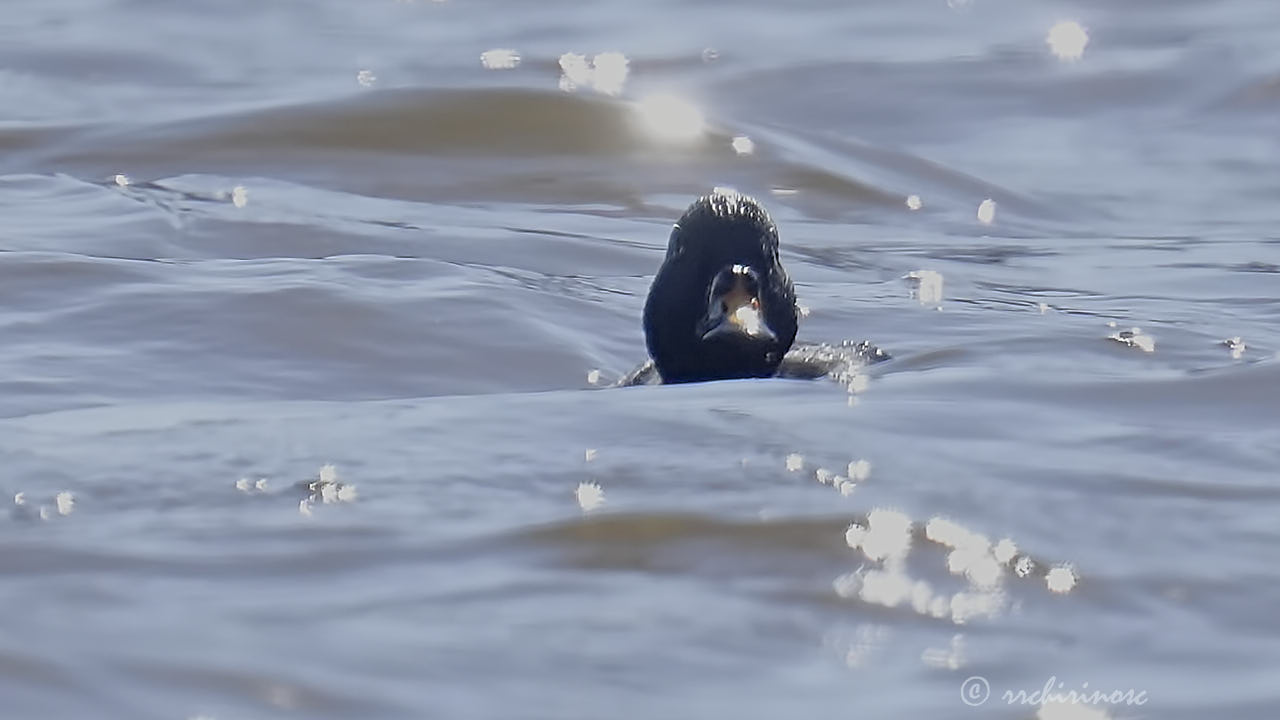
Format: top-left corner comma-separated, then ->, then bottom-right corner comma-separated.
643,191 -> 799,383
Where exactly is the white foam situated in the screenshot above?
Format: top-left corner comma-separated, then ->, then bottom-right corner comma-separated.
1223,336 -> 1246,359
1108,327 -> 1155,352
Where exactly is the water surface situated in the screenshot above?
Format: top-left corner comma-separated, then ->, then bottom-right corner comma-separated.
2,1 -> 1278,718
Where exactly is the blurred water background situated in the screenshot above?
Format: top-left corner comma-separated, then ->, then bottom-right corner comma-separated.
1,0 -> 1278,718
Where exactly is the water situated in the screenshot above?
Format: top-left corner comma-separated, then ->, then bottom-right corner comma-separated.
2,1 -> 1278,718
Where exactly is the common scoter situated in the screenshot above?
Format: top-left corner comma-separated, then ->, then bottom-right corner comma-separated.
627,189 -> 887,385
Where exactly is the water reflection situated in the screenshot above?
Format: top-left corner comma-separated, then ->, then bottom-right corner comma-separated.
635,93 -> 705,144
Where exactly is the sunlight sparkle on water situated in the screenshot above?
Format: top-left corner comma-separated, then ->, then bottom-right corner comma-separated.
858,567 -> 915,607
356,70 -> 377,87
848,460 -> 871,481
832,624 -> 890,669
861,508 -> 913,561
558,52 -> 591,90
300,464 -> 358,515
575,482 -> 605,512
906,194 -> 922,210
845,374 -> 869,394
993,538 -> 1018,564
1046,565 -> 1078,593
558,52 -> 629,95
949,590 -> 1004,624
480,49 -> 520,70
921,634 -> 966,670
905,270 -> 944,305
926,632 -> 962,666
977,198 -> 997,224
636,94 -> 705,144
592,52 -> 629,95
1047,21 -> 1090,61
845,521 -> 867,549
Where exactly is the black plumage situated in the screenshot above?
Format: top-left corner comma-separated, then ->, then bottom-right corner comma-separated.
643,191 -> 799,383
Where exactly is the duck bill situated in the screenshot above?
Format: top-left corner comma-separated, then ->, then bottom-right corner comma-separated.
700,296 -> 777,341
